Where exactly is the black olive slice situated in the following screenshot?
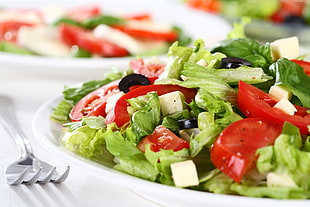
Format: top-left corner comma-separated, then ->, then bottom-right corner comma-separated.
177,118 -> 198,129
118,74 -> 150,93
284,15 -> 306,26
220,57 -> 252,69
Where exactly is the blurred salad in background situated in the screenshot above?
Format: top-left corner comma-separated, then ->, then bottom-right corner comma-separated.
0,4 -> 191,57
185,0 -> 308,25
184,0 -> 310,46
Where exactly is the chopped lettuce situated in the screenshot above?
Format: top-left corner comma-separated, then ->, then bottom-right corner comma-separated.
50,99 -> 73,124
103,130 -> 159,181
227,17 -> 251,39
190,89 -> 242,156
61,116 -> 107,158
125,92 -> 161,144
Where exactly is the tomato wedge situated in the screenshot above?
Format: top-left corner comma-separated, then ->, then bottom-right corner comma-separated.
69,80 -> 120,122
58,24 -> 129,57
112,24 -> 178,42
138,125 -> 189,152
291,59 -> 310,77
130,59 -> 165,84
210,117 -> 282,182
106,84 -> 197,127
185,0 -> 221,13
237,81 -> 310,134
0,21 -> 35,42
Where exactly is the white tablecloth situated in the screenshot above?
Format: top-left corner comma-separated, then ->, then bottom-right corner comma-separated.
0,68 -> 160,207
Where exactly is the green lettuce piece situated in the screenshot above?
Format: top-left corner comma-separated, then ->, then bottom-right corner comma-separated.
221,0 -> 279,19
144,146 -> 190,185
50,99 -> 73,124
157,41 -> 193,80
0,41 -> 34,55
210,38 -> 273,71
214,66 -> 273,85
180,63 -> 237,104
231,184 -> 309,199
125,92 -> 161,144
190,90 -> 242,156
62,123 -> 106,158
227,17 -> 251,39
103,130 -> 158,181
186,39 -> 226,67
269,58 -> 310,107
199,169 -> 235,194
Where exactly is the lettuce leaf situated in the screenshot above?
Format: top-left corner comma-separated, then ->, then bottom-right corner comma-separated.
103,130 -> 158,181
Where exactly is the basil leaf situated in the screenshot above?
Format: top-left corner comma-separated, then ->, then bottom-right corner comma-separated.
210,38 -> 273,71
269,58 -> 310,107
82,15 -> 126,29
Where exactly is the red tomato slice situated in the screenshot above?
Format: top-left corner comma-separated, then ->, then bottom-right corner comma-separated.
0,21 -> 35,42
130,59 -> 165,84
237,81 -> 310,134
58,24 -> 129,57
65,5 -> 101,22
69,80 -> 120,122
138,125 -> 189,152
211,117 -> 282,182
125,13 -> 151,21
105,84 -> 197,127
270,0 -> 306,23
186,0 -> 221,13
291,59 -> 310,77
112,25 -> 178,42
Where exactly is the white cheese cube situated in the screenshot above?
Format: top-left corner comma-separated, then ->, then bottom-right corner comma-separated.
171,160 -> 199,187
270,36 -> 299,61
267,172 -> 297,188
269,85 -> 292,100
159,91 -> 186,116
273,98 -> 297,115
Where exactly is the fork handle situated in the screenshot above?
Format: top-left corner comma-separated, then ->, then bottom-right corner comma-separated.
0,96 -> 34,158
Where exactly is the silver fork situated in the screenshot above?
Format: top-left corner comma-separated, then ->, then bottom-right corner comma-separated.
0,96 -> 69,185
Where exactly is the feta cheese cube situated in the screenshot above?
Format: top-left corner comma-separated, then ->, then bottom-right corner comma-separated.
270,36 -> 299,61
273,98 -> 297,115
171,160 -> 199,187
269,85 -> 292,100
159,91 -> 185,116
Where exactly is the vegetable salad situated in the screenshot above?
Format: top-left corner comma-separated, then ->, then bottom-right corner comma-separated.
51,20 -> 310,199
0,4 -> 190,57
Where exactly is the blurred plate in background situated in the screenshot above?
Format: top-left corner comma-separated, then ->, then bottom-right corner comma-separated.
0,0 -> 231,80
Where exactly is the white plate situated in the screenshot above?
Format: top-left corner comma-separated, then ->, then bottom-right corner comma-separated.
0,0 -> 231,80
32,96 -> 310,207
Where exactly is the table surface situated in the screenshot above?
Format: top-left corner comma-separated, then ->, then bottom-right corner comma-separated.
0,68 -> 161,207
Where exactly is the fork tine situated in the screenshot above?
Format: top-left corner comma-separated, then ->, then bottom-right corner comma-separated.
7,167 -> 32,185
37,167 -> 56,184
52,166 -> 70,183
23,168 -> 42,185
